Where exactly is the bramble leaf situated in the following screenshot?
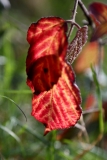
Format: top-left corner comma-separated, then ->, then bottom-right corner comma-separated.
26,17 -> 68,92
26,17 -> 67,75
26,17 -> 82,134
31,62 -> 82,135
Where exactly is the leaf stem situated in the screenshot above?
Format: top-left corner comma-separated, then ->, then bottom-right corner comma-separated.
83,107 -> 99,114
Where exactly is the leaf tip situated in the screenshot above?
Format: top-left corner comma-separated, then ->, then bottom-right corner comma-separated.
44,127 -> 51,136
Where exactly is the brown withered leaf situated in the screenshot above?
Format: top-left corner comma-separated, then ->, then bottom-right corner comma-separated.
66,26 -> 88,66
89,2 -> 107,41
91,22 -> 107,41
89,2 -> 107,23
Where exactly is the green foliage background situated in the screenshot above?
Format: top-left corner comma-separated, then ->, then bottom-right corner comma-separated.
0,0 -> 107,159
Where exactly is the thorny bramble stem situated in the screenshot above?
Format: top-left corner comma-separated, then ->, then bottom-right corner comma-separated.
68,0 -> 79,38
83,108 -> 99,114
79,115 -> 89,142
78,0 -> 92,26
66,20 -> 80,29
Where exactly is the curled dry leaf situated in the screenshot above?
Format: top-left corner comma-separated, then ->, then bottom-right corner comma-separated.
26,17 -> 82,135
91,22 -> 107,41
66,26 -> 88,66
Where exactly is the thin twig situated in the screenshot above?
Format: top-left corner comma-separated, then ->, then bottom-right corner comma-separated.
66,20 -> 80,29
79,115 -> 89,142
78,0 -> 92,25
68,0 -> 79,38
75,123 -> 86,131
96,40 -> 103,75
73,133 -> 103,160
83,107 -> 99,114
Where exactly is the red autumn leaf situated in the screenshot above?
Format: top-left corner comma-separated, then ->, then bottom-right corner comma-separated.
26,17 -> 67,75
74,42 -> 104,73
26,17 -> 67,92
91,22 -> 107,41
89,2 -> 107,23
32,62 -> 82,135
26,17 -> 82,135
66,26 -> 88,65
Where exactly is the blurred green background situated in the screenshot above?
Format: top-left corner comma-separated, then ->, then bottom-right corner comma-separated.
0,0 -> 107,160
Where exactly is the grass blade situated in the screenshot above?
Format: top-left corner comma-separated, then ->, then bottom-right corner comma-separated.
91,66 -> 104,133
0,95 -> 27,122
0,124 -> 20,142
